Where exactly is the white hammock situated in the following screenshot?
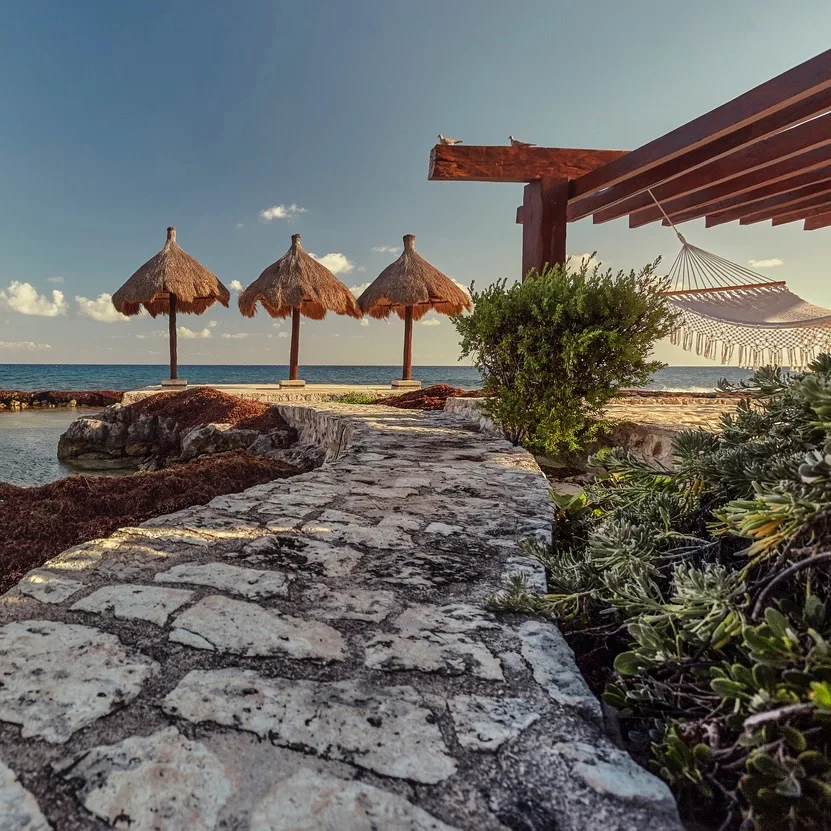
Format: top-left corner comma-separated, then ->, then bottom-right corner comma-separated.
665,240 -> 831,369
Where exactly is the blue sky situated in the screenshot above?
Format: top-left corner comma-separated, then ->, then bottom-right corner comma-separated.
1,0 -> 830,366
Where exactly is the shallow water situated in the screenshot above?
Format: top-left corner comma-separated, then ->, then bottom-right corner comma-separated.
0,408 -> 108,487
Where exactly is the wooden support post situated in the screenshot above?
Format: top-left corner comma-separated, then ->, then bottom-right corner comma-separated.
289,307 -> 301,381
519,178 -> 569,279
402,305 -> 414,381
168,293 -> 178,380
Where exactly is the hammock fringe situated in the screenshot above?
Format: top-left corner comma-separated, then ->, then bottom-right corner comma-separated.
670,309 -> 831,369
664,240 -> 831,369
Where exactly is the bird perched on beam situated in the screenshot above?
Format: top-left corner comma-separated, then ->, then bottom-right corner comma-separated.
509,135 -> 535,147
438,134 -> 463,145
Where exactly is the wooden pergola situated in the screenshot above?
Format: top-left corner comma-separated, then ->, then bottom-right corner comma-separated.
429,49 -> 831,280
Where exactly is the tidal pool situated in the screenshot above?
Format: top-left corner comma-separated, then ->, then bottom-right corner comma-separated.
0,408 -> 109,486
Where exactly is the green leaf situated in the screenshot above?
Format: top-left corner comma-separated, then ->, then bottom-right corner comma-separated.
614,651 -> 645,677
765,607 -> 790,639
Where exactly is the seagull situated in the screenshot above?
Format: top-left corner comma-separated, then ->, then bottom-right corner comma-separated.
509,135 -> 536,147
438,134 -> 463,145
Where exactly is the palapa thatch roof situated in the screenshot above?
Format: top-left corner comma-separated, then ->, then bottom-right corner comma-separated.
238,234 -> 361,321
357,234 -> 471,320
111,227 -> 230,317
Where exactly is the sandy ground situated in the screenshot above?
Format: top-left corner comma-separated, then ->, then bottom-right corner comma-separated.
605,400 -> 736,430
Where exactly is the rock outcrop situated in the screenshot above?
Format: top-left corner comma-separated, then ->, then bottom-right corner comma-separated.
57,390 -> 299,470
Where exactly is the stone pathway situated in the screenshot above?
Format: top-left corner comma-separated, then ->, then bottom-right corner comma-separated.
0,404 -> 680,830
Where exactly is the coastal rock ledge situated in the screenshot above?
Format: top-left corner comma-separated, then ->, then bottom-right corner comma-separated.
0,402 -> 681,831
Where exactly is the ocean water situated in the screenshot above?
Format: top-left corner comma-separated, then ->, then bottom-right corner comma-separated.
0,363 -> 755,487
0,363 -> 754,393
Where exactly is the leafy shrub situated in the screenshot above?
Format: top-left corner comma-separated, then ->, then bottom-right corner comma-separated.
452,257 -> 677,454
334,392 -> 377,405
506,357 -> 831,830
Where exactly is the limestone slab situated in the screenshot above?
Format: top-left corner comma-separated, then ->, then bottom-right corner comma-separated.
304,584 -> 396,622
17,569 -> 83,604
71,584 -> 194,626
0,620 -> 156,744
553,742 -> 677,809
154,561 -> 292,599
240,536 -> 362,577
519,621 -> 601,722
0,760 -> 51,830
449,695 -> 540,750
163,669 -> 456,783
251,767 -> 458,830
169,595 -> 345,661
63,727 -> 232,831
364,631 -> 503,680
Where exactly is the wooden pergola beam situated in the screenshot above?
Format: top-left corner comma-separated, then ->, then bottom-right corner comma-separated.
428,144 -> 627,183
771,197 -> 831,225
702,178 -> 831,227
805,211 -> 831,230
596,114 -> 831,225
566,47 -> 831,221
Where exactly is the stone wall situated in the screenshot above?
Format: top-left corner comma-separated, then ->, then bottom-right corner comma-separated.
0,403 -> 680,830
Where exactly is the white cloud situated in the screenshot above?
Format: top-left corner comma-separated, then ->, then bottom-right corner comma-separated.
260,204 -> 307,221
208,320 -> 218,328
47,276 -> 64,284
221,332 -> 253,340
357,266 -> 366,272
0,340 -> 52,351
234,223 -> 244,230
310,252 -> 355,275
76,293 -> 128,323
452,278 -> 471,297
372,245 -> 402,255
419,318 -> 441,326
278,331 -> 289,339
229,279 -> 244,292
360,318 -> 369,327
177,326 -> 212,339
748,258 -> 784,269
567,253 -> 601,271
0,281 -> 67,316
349,282 -> 371,297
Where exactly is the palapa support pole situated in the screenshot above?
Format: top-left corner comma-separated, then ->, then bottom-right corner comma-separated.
289,306 -> 301,381
168,292 -> 178,380
402,304 -> 414,381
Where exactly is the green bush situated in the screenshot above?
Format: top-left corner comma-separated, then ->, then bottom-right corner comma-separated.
452,257 -> 677,455
334,392 -> 377,405
500,357 -> 831,830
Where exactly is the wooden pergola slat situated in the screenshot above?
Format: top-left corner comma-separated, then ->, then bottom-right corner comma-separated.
703,179 -> 831,227
595,123 -> 831,225
646,157 -> 831,228
568,49 -> 831,215
428,49 -> 831,280
805,211 -> 831,230
772,198 -> 831,225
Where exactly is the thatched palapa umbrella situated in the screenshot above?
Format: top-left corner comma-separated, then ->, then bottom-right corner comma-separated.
358,234 -> 471,387
112,227 -> 229,386
238,234 -> 361,386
